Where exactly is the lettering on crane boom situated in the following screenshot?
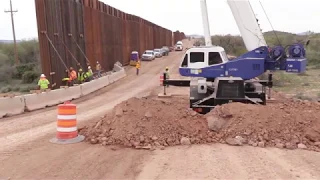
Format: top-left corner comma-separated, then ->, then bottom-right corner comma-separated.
228,68 -> 238,71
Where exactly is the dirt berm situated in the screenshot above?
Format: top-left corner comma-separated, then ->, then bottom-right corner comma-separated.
79,95 -> 320,151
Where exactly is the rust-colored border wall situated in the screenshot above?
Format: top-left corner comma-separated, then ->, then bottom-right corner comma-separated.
35,0 -> 185,87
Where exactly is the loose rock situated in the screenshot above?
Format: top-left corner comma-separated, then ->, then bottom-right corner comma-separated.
276,143 -> 285,148
298,143 -> 307,149
115,108 -> 123,117
285,142 -> 296,150
235,136 -> 247,144
152,136 -> 158,141
144,111 -> 153,118
207,116 -> 226,132
139,135 -> 145,143
180,137 -> 191,145
142,144 -> 152,150
90,139 -> 98,144
226,137 -> 242,146
258,141 -> 265,148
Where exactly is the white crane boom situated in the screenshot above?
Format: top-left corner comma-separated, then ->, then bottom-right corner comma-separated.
200,0 -> 212,46
227,0 -> 267,51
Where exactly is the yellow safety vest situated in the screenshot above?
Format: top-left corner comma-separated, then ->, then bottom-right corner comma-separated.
38,78 -> 50,90
136,63 -> 140,69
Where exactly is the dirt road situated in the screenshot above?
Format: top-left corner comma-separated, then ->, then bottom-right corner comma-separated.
1,41 -> 320,180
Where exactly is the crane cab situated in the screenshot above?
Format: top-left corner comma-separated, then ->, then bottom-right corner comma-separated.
179,46 -> 229,77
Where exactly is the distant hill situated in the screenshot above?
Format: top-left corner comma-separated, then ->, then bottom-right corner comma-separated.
0,40 -> 22,44
263,31 -> 295,36
297,31 -> 313,36
187,34 -> 204,39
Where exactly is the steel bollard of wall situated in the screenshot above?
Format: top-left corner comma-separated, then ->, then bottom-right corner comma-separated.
50,101 -> 85,144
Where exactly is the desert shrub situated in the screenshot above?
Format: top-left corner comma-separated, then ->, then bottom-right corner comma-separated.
0,65 -> 14,83
22,71 -> 40,84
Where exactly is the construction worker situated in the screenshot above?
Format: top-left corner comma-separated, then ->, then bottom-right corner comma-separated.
62,70 -> 70,86
85,66 -> 93,82
77,68 -> 86,84
88,66 -> 93,76
96,61 -> 102,78
136,60 -> 141,75
164,67 -> 170,79
164,67 -> 170,87
38,74 -> 50,90
69,67 -> 77,86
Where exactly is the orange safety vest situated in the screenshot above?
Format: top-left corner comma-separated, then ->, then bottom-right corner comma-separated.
69,70 -> 77,80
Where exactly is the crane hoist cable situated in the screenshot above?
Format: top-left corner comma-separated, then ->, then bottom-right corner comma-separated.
42,32 -> 69,71
69,34 -> 90,65
54,33 -> 83,69
258,0 -> 282,46
231,0 -> 265,47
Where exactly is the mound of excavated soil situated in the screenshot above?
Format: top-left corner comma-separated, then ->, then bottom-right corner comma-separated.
79,95 -> 320,151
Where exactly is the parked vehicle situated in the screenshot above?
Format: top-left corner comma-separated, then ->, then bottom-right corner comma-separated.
175,41 -> 183,51
153,49 -> 162,58
161,46 -> 169,56
176,41 -> 183,46
175,44 -> 183,51
160,48 -> 166,56
141,50 -> 155,61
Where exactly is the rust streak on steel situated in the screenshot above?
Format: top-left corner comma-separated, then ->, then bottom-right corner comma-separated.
35,0 -> 186,88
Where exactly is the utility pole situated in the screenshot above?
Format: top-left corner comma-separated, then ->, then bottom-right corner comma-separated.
4,0 -> 19,65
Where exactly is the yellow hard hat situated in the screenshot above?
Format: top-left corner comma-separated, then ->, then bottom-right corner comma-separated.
79,68 -> 83,71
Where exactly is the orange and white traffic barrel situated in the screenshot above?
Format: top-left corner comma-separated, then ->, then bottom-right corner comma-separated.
50,101 -> 84,144
160,75 -> 164,86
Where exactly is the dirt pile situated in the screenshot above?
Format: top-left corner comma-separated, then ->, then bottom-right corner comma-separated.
207,100 -> 320,151
79,95 -> 320,151
79,96 -> 210,149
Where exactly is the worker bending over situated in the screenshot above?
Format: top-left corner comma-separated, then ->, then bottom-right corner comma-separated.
38,74 -> 50,90
136,60 -> 141,75
69,67 -> 77,86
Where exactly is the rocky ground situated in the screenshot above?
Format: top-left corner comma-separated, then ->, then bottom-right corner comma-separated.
79,93 -> 320,152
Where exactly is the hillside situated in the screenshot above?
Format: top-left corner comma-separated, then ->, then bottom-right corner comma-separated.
0,40 -> 22,44
263,30 -> 295,36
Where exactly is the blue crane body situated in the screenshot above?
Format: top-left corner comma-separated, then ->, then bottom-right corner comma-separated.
162,0 -> 308,114
179,44 -> 307,80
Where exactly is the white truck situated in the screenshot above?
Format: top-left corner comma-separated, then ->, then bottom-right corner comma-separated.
175,41 -> 183,51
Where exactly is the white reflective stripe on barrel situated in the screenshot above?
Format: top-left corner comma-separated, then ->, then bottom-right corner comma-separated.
57,127 -> 78,132
57,115 -> 77,120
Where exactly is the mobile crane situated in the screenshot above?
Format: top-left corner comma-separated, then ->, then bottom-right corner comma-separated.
162,0 -> 308,114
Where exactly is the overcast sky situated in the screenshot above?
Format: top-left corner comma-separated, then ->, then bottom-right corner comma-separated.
0,0 -> 318,40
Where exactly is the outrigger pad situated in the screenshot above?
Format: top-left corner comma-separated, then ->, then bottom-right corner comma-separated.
157,93 -> 172,98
